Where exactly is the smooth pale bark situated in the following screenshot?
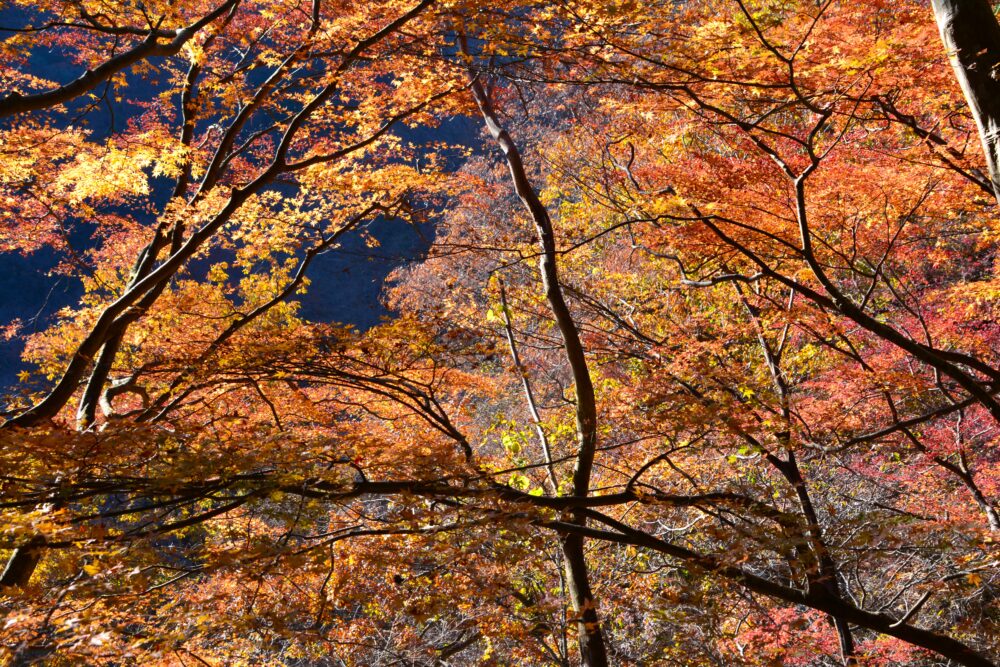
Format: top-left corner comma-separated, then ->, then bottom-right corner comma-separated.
462,38 -> 609,667
498,279 -> 559,493
932,0 -> 1000,204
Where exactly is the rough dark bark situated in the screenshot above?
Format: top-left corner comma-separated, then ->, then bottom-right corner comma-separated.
553,515 -> 999,667
0,0 -> 239,118
5,0 -> 434,431
0,535 -> 45,590
772,453 -> 857,665
0,0 -> 436,594
737,287 -> 857,665
932,0 -> 1000,204
76,33 -> 212,429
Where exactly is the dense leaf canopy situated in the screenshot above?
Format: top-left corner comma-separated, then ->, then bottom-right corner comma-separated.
1,1 -> 999,665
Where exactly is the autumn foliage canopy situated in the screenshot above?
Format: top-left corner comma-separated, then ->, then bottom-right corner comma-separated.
1,0 -> 1000,665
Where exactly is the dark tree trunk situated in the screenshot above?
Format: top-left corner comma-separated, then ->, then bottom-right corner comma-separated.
0,536 -> 45,590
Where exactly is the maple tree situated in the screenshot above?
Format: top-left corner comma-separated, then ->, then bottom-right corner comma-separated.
1,0 -> 999,665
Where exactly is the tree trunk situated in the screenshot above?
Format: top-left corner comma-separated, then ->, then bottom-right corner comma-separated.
0,535 -> 45,591
932,0 -> 1000,204
461,35 -> 609,666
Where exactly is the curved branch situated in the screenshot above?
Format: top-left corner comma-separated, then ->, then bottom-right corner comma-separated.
0,0 -> 240,117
